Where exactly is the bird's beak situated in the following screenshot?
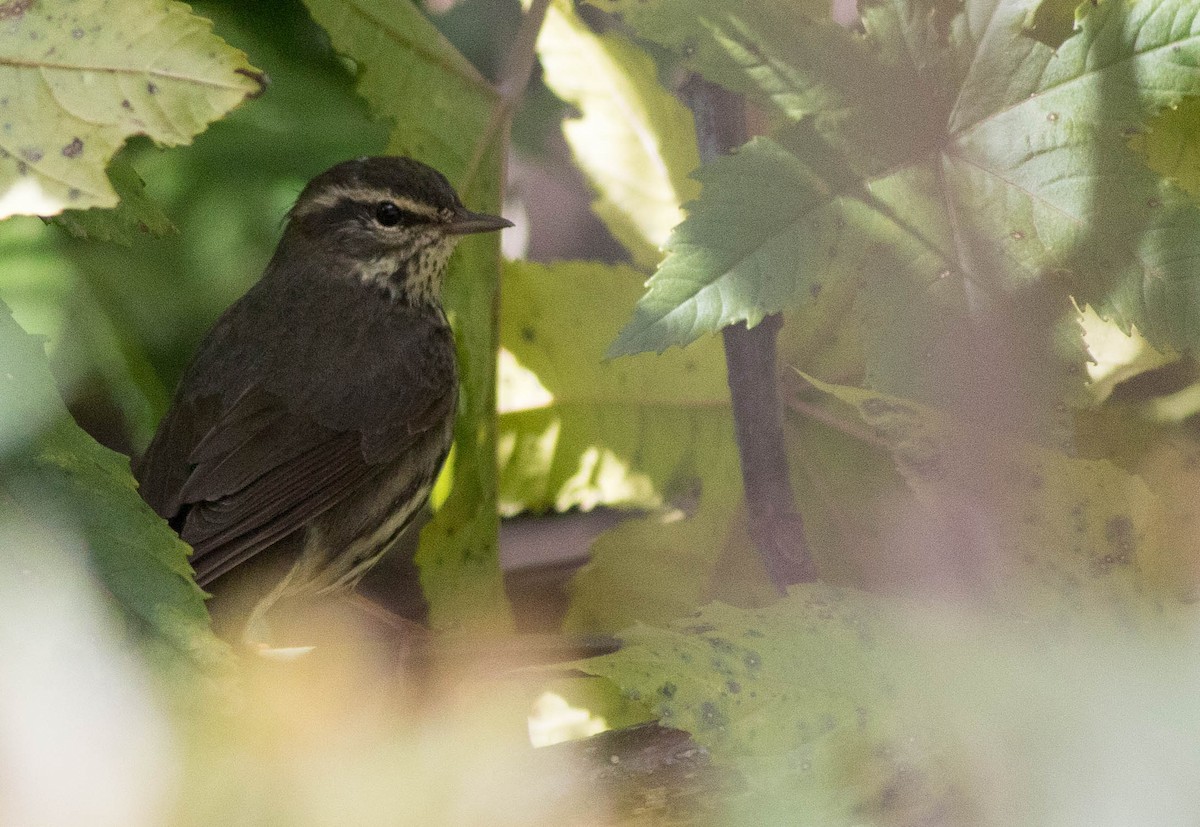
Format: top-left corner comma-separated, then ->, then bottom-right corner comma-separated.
446,208 -> 514,235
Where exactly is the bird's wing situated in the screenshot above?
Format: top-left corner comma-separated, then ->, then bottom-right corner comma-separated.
138,388 -> 377,586
133,278 -> 458,588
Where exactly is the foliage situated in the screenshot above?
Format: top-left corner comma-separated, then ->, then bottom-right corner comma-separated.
535,0 -> 700,269
5,0 -> 1200,822
0,300 -> 222,674
603,0 -> 1200,405
0,0 -> 263,217
515,0 -> 1200,820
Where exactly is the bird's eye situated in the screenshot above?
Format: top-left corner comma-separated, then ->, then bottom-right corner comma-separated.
374,201 -> 404,227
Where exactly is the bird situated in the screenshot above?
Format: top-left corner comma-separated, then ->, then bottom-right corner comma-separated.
134,156 -> 512,648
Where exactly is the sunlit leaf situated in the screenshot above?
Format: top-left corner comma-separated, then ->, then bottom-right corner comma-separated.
301,0 -> 497,188
605,0 -> 1200,417
501,259 -> 726,514
537,0 -> 700,268
0,0 -> 263,218
500,260 -> 779,628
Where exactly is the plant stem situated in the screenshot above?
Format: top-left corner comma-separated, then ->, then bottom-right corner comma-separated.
680,77 -> 817,589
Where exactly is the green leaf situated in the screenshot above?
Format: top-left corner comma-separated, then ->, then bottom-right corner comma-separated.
301,0 -> 497,188
500,260 -> 779,629
576,585 -> 1200,824
51,156 -> 175,245
417,142 -> 513,632
562,411 -> 770,632
0,0 -> 264,218
801,373 -> 1187,624
573,586 -> 964,824
537,0 -> 700,269
607,136 -> 849,357
0,301 -> 222,669
607,0 -> 1200,416
500,259 -> 727,513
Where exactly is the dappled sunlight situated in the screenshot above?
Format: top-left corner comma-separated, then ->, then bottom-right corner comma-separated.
528,691 -> 609,748
0,175 -> 69,220
1077,301 -> 1178,404
498,347 -> 554,413
555,445 -> 660,513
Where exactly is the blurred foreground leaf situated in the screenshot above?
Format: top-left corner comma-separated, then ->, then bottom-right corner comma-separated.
802,373 -> 1193,622
576,584 -> 1200,825
0,301 -> 222,670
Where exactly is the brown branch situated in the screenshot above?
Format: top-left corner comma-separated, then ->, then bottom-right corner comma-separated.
533,723 -> 742,821
680,77 -> 817,590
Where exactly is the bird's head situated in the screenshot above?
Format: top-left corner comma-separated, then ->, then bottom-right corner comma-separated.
284,156 -> 511,304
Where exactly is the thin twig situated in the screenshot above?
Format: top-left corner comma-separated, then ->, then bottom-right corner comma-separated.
460,0 -> 552,193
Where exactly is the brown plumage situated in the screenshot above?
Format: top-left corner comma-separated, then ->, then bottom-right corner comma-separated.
135,157 -> 511,645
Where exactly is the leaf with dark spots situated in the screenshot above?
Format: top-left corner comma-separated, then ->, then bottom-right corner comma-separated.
0,0 -> 33,21
0,1 -> 263,217
1104,515 -> 1136,563
803,374 -> 1173,626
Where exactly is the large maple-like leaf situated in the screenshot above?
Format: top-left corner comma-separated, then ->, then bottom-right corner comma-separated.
604,0 -> 1200,407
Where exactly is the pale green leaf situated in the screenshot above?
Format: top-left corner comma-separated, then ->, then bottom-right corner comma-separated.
576,586 -> 1200,824
0,0 -> 263,218
500,259 -> 728,515
537,0 -> 700,269
301,0 -> 497,188
500,260 -> 779,629
573,586 -> 964,824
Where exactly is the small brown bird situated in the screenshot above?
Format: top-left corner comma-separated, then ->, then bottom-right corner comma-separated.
135,157 -> 511,646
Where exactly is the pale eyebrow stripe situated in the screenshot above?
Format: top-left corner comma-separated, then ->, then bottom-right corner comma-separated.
291,187 -> 442,220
